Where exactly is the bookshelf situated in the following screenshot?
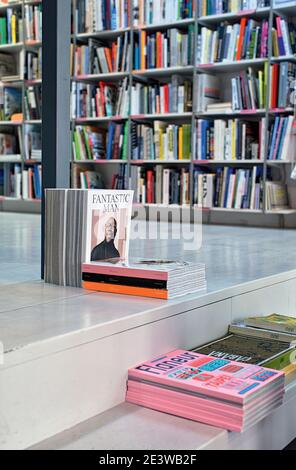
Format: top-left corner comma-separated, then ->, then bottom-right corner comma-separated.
69,0 -> 296,224
0,0 -> 42,211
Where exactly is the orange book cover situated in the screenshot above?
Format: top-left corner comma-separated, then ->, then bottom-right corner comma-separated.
141,30 -> 146,70
111,43 -> 117,71
82,281 -> 168,299
99,82 -> 106,116
104,47 -> 113,72
236,18 -> 247,61
156,32 -> 162,68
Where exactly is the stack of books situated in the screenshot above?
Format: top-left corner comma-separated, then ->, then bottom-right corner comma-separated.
270,63 -> 296,109
134,27 -> 194,70
25,50 -> 42,81
131,122 -> 191,161
267,116 -> 294,161
131,166 -> 190,205
76,0 -> 129,33
193,166 -> 264,210
73,126 -> 107,161
198,0 -> 270,16
0,6 -> 22,45
133,0 -> 194,26
272,16 -> 296,57
24,2 -> 42,42
197,19 -> 269,64
126,349 -> 285,432
266,181 -> 290,211
82,259 -> 206,299
24,85 -> 42,120
72,78 -> 129,118
131,78 -> 192,115
231,66 -> 268,111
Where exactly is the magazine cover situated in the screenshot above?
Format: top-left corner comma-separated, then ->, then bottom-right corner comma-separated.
85,189 -> 134,263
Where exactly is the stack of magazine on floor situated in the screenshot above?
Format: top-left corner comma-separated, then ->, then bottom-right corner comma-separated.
45,189 -> 134,287
126,349 -> 285,432
82,259 -> 207,300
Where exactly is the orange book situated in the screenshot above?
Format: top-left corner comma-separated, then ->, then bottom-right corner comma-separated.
271,64 -> 279,109
156,32 -> 162,68
104,48 -> 113,72
82,281 -> 168,299
236,18 -> 247,61
141,30 -> 146,70
11,113 -> 23,122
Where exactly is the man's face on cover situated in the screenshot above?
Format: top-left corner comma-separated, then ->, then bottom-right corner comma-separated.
105,217 -> 116,242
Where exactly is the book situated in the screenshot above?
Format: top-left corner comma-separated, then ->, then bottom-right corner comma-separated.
82,258 -> 207,299
76,0 -> 129,33
45,189 -> 134,287
245,314 -> 296,335
266,181 -> 290,211
229,321 -> 296,345
198,1 -> 270,16
134,0 -> 194,26
126,349 -> 285,432
0,85 -> 22,120
73,126 -> 107,160
194,334 -> 296,370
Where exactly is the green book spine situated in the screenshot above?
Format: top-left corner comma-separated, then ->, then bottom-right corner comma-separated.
73,130 -> 81,160
82,127 -> 92,159
0,18 -> 7,45
122,122 -> 128,160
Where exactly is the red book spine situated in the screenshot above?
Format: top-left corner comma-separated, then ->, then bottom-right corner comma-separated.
99,82 -> 105,116
164,84 -> 169,113
156,32 -> 162,68
147,170 -> 154,203
236,18 -> 247,61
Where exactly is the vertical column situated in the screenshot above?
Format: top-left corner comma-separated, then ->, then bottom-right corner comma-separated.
41,0 -> 72,277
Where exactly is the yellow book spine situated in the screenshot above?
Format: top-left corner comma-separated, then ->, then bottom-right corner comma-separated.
141,31 -> 146,70
12,14 -> 16,44
159,129 -> 164,160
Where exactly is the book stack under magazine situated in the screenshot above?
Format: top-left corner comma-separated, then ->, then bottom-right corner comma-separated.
126,349 -> 285,432
82,258 -> 207,300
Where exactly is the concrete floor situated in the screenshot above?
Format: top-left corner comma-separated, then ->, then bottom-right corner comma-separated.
1,212 -> 296,289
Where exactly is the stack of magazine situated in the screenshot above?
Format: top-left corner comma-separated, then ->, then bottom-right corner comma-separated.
126,349 -> 285,432
82,259 -> 207,300
194,314 -> 296,385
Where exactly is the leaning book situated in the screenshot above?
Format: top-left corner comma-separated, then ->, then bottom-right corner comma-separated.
245,314 -> 296,335
82,258 -> 207,299
45,189 -> 134,287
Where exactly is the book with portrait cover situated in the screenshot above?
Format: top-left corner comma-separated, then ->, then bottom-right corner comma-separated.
126,349 -> 285,432
45,189 -> 133,287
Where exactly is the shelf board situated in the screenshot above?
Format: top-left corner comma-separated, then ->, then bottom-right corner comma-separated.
267,160 -> 296,164
197,58 -> 267,73
25,79 -> 42,86
265,209 -> 296,215
24,159 -> 42,165
196,109 -> 266,118
25,120 -> 42,125
73,72 -> 129,82
198,7 -> 270,24
0,42 -> 23,52
131,112 -> 192,121
210,207 -> 263,213
133,65 -> 194,78
0,155 -> 22,163
73,159 -> 127,164
74,116 -> 128,123
193,160 -> 264,165
24,40 -> 42,49
273,3 -> 296,16
76,27 -> 130,41
0,120 -> 22,126
131,160 -> 191,164
133,18 -> 195,32
271,55 -> 296,63
269,108 -> 295,114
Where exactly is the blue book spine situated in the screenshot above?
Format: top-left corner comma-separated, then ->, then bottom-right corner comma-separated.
268,117 -> 280,160
276,117 -> 289,160
106,122 -> 115,160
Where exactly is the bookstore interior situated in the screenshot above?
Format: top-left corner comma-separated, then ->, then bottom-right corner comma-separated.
1,0 -> 296,452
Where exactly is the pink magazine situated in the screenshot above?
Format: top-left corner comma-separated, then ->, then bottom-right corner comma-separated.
127,350 -> 285,405
127,380 -> 284,419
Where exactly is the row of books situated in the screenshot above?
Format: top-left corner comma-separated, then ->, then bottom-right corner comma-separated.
231,66 -> 268,111
133,0 -> 194,27
131,122 -> 191,161
197,19 -> 269,64
76,0 -> 129,33
74,33 -> 130,75
25,50 -> 42,81
72,78 -> 129,118
196,119 -> 265,161
198,0 -> 270,16
127,313 -> 296,431
0,8 -> 22,45
0,126 -> 41,160
272,17 -> 296,57
130,79 -> 192,115
134,27 -> 194,70
131,166 -> 190,205
0,86 -> 22,120
24,3 -> 42,42
24,85 -> 42,120
267,116 -> 294,161
3,162 -> 41,199
270,62 -> 296,109
193,166 -> 264,209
